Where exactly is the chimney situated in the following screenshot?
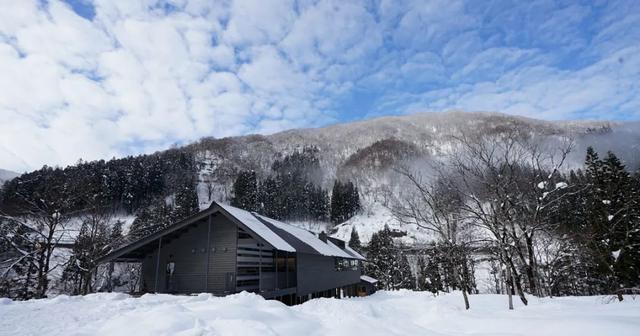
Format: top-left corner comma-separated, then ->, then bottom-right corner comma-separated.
319,231 -> 328,243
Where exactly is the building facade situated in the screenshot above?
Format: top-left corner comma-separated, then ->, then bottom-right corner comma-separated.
98,201 -> 367,304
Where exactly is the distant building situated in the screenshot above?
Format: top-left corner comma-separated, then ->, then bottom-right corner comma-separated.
98,201 -> 370,304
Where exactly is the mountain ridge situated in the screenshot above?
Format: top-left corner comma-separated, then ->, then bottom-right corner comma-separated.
3,111 -> 638,244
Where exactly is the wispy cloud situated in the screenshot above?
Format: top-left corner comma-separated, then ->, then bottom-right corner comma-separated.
0,0 -> 638,172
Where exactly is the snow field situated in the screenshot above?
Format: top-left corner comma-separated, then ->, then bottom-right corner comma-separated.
1,290 -> 639,336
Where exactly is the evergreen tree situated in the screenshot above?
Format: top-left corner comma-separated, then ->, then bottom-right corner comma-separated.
393,251 -> 415,290
576,148 -> 640,300
129,201 -> 173,240
231,170 -> 259,212
0,219 -> 37,300
171,178 -> 199,222
330,181 -> 344,224
348,227 -> 362,252
253,147 -> 330,221
330,180 -> 361,224
110,220 -> 124,243
258,177 -> 281,219
416,250 -> 444,294
106,220 -> 124,292
69,207 -> 115,295
1,148 -> 198,217
416,255 -> 430,292
365,226 -> 395,289
307,184 -> 330,221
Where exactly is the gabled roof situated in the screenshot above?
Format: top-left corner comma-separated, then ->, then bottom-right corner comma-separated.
217,203 -> 295,252
344,245 -> 366,260
98,201 -> 364,263
255,214 -> 363,260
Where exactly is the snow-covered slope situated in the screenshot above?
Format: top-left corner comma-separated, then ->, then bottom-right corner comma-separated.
331,203 -> 433,245
194,111 -> 624,198
1,291 -> 638,336
191,111 -> 640,244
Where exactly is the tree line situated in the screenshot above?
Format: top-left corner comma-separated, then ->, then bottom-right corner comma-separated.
231,146 -> 361,224
1,129 -> 638,307
387,130 -> 640,309
0,149 -> 200,299
353,224 -> 477,309
0,146 -> 362,300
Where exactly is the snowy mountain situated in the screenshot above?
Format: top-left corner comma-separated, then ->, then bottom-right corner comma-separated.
2,111 -> 640,301
3,112 -> 639,245
194,111 -> 638,196
189,111 -> 640,243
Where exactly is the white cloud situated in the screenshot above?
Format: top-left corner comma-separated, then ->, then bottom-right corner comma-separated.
14,1 -> 111,68
0,0 -> 638,172
387,46 -> 640,120
281,1 -> 382,70
0,0 -> 356,172
391,0 -> 477,51
223,0 -> 296,46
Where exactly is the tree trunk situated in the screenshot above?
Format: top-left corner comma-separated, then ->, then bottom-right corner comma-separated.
40,246 -> 54,298
462,287 -> 470,310
505,263 -> 514,310
21,261 -> 35,300
495,261 -> 504,294
82,271 -> 92,295
525,235 -> 538,295
450,247 -> 470,309
513,269 -> 529,306
507,258 -> 528,306
35,246 -> 47,298
107,262 -> 114,292
36,227 -> 57,298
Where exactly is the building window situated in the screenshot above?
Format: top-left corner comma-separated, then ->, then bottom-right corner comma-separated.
276,256 -> 286,272
334,258 -> 346,271
287,255 -> 296,272
335,258 -> 358,271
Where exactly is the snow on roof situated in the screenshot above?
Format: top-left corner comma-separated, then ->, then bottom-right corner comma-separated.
217,203 -> 295,252
345,245 -> 366,260
255,214 -> 354,259
360,275 -> 378,284
326,240 -> 357,259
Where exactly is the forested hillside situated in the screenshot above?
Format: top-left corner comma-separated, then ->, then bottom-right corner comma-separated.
1,112 -> 639,302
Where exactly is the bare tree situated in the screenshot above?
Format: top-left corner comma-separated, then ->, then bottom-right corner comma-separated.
503,137 -> 574,296
0,208 -> 69,298
439,128 -> 575,307
445,130 -> 527,306
71,204 -> 118,295
393,166 -> 475,309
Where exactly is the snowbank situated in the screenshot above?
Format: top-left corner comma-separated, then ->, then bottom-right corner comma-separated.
1,291 -> 639,336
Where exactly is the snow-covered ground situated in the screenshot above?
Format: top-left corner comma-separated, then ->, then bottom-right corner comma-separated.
2,291 -> 639,336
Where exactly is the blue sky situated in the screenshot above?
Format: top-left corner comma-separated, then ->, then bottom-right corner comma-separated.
0,0 -> 639,172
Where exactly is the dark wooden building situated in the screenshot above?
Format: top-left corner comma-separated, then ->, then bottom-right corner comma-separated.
98,201 -> 367,304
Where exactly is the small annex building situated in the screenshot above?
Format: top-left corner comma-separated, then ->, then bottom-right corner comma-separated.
97,201 -> 367,305
359,275 -> 379,296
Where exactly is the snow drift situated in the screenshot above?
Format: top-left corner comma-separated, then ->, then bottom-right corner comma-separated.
1,291 -> 639,336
